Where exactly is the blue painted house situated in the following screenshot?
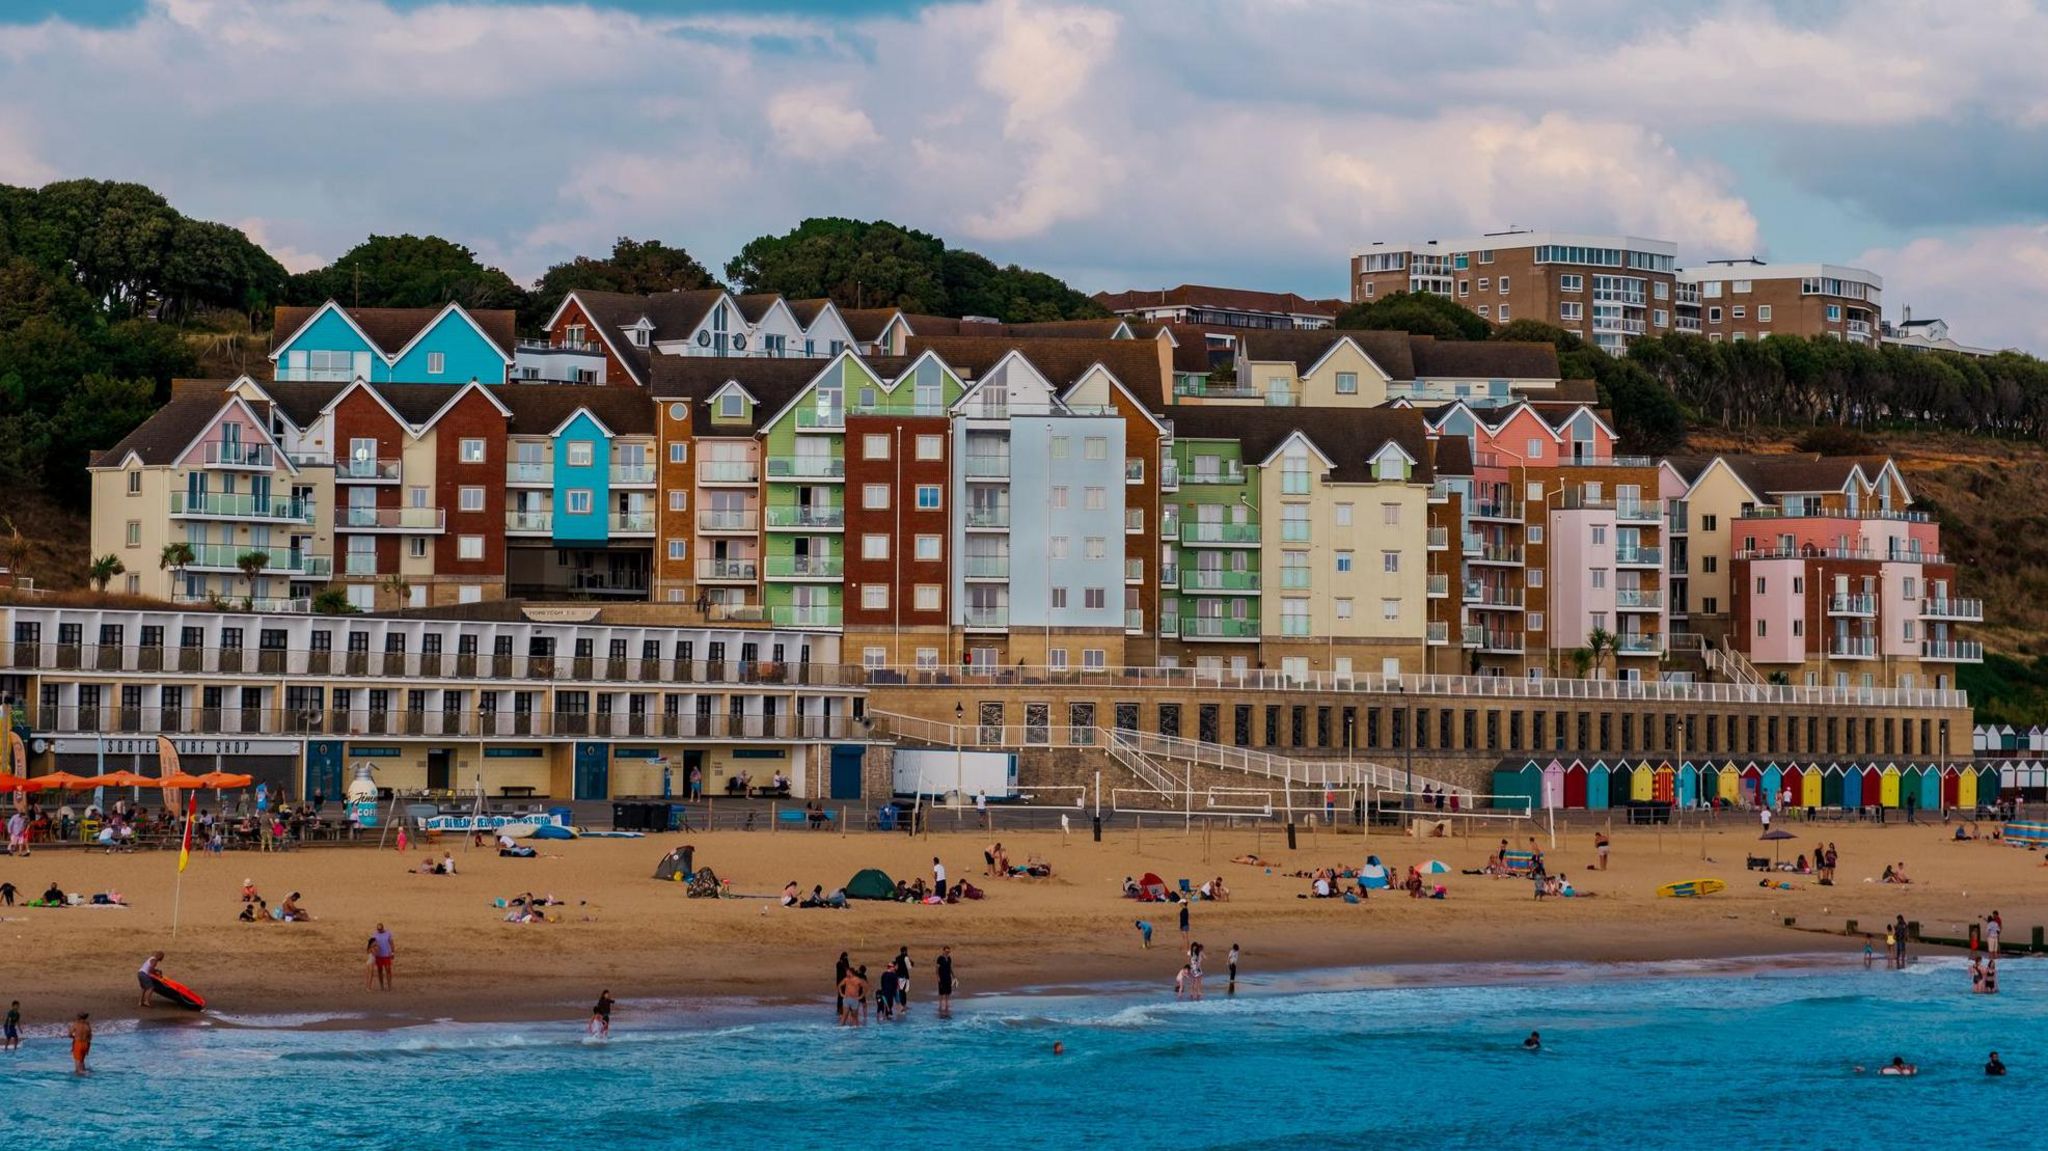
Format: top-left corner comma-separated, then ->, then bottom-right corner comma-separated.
550,408 -> 614,544
272,301 -> 516,384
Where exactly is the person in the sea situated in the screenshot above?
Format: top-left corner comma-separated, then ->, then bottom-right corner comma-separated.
834,952 -> 851,1020
590,989 -> 614,1037
1881,1056 -> 1917,1076
875,964 -> 897,1021
1987,1051 -> 2007,1076
1971,955 -> 1985,993
1984,958 -> 1999,995
936,945 -> 955,1019
68,1013 -> 91,1075
1523,1031 -> 1541,1051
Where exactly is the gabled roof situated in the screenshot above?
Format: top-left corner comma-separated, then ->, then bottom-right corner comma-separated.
1166,405 -> 1436,485
556,288 -> 731,386
91,394 -> 238,468
906,336 -> 1172,408
270,301 -> 516,360
1237,329 -> 1417,381
1432,432 -> 1474,477
732,293 -> 787,324
837,307 -> 906,343
1409,337 -> 1559,380
1094,284 -> 1345,319
645,356 -> 830,434
385,301 -> 516,366
1129,321 -> 1233,375
786,298 -> 835,327
1705,454 -> 1894,500
496,385 -> 656,438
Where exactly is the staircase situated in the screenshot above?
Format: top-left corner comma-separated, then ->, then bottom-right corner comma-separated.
1107,728 -> 1467,803
1106,735 -> 1186,802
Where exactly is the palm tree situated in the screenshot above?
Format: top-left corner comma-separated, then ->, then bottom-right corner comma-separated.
311,588 -> 358,615
0,516 -> 26,587
381,573 -> 412,608
159,541 -> 195,599
87,553 -> 126,594
1584,626 -> 1617,680
235,550 -> 270,603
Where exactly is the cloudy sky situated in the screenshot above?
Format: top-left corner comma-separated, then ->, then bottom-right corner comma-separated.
3,0 -> 2044,349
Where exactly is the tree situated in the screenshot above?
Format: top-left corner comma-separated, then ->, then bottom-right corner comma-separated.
1332,290 -> 1492,341
159,541 -> 195,595
87,552 -> 125,593
288,234 -> 525,312
1584,626 -> 1617,680
526,236 -> 718,329
310,588 -> 359,615
381,573 -> 412,606
0,515 -> 27,587
235,550 -> 270,601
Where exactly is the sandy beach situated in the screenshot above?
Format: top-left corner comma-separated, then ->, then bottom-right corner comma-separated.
1,815 -> 2036,1027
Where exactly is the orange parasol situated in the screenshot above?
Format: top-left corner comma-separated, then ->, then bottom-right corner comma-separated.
195,771 -> 255,789
31,771 -> 97,790
0,773 -> 45,791
87,770 -> 157,788
159,772 -> 209,790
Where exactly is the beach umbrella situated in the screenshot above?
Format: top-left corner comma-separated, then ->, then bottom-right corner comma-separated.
195,771 -> 255,789
31,771 -> 96,791
87,770 -> 155,788
0,773 -> 43,792
1416,859 -> 1450,874
1760,826 -> 1797,863
159,771 -> 208,790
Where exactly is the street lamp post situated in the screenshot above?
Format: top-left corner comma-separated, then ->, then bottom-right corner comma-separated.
954,702 -> 966,812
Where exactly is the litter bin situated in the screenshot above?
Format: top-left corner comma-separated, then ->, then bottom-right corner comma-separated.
877,803 -> 898,832
548,806 -> 574,827
611,802 -> 630,831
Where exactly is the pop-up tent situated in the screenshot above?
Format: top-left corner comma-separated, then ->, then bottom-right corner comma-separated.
844,868 -> 898,900
1359,857 -> 1391,889
652,847 -> 695,881
1134,872 -> 1168,901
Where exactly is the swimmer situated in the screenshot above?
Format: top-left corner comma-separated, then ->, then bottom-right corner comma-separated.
1053,1041 -> 1065,1056
1879,1056 -> 1917,1077
1523,1031 -> 1541,1051
69,1013 -> 91,1075
1987,1051 -> 2007,1076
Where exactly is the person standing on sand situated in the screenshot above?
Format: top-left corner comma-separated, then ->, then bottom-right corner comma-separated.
1987,910 -> 2002,957
1227,943 -> 1240,993
590,990 -> 615,1037
933,856 -> 946,892
69,1013 -> 91,1075
137,951 -> 165,1007
936,946 -> 955,1018
1179,903 -> 1191,952
370,923 -> 395,990
1593,831 -> 1610,871
1135,920 -> 1153,948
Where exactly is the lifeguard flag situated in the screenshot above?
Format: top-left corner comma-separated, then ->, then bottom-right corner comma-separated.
177,790 -> 197,872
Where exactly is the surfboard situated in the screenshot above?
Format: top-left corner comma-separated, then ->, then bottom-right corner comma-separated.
1656,878 -> 1727,899
148,972 -> 205,1011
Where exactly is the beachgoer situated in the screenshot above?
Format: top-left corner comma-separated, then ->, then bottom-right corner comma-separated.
1985,958 -> 1999,995
1523,1031 -> 1541,1051
1228,943 -> 1240,992
370,923 -> 395,990
1174,965 -> 1188,1000
240,878 -> 259,903
933,856 -> 946,892
837,967 -> 864,1027
1986,910 -> 2002,957
1760,806 -> 1772,832
591,990 -> 615,1037
137,951 -> 165,1007
1179,903 -> 1191,951
856,965 -> 870,1024
1594,831 -> 1610,871
1881,1056 -> 1916,1076
893,947 -> 913,1015
835,952 -> 851,1019
1971,955 -> 1986,993
1884,927 -> 1897,969
1987,1051 -> 2007,1076
936,946 -> 955,1018
3,1000 -> 18,1051
876,966 -> 898,1021
0,881 -> 15,906
1135,920 -> 1153,949
1894,915 -> 1908,968
1188,943 -> 1205,1000
1863,935 -> 1875,970
68,1013 -> 91,1075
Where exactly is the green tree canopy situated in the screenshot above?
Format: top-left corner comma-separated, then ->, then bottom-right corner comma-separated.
526,236 -> 720,330
288,233 -> 525,312
1333,290 -> 1493,341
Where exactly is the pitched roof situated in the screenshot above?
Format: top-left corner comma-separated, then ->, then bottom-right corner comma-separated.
496,384 -> 656,438
1237,329 -> 1418,381
1408,337 -> 1559,380
786,298 -> 833,327
271,303 -> 515,359
1432,432 -> 1474,477
732,293 -> 785,324
1711,454 -> 1891,498
1094,284 -> 1345,319
91,395 -> 224,468
645,357 -> 832,435
565,288 -> 730,384
905,336 -> 1170,407
837,308 -> 905,343
1166,404 -> 1436,485
1543,378 -> 1600,403
1130,322 -> 1232,375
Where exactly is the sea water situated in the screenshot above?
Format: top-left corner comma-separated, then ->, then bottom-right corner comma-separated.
9,956 -> 2048,1150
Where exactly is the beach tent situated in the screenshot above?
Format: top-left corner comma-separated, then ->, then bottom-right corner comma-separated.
1586,761 -> 1611,811
1541,760 -> 1565,810
1564,760 -> 1588,809
651,848 -> 694,881
1676,762 -> 1699,809
844,869 -> 898,900
1359,858 -> 1391,890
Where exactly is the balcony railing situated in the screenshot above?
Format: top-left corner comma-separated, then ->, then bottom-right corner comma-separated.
1922,598 -> 1984,621
1615,589 -> 1663,610
1462,626 -> 1524,653
200,441 -> 274,469
1158,564 -> 1179,589
697,462 -> 759,485
24,705 -> 868,742
1125,509 -> 1144,534
1183,569 -> 1260,591
506,510 -> 553,533
763,506 -> 842,529
1160,460 -> 1179,489
963,607 -> 1010,629
1427,526 -> 1449,549
696,559 -> 758,582
1180,462 -> 1245,485
699,510 -> 761,533
1617,501 -> 1660,523
1829,636 -> 1877,659
1181,522 -> 1260,545
1125,459 -> 1145,483
610,462 -> 656,485
1827,594 -> 1876,615
793,408 -> 845,430
506,461 -> 553,485
337,506 -> 446,532
1124,609 -> 1145,632
337,458 -> 401,482
1179,617 -> 1259,639
609,512 -> 656,534
170,492 -> 315,524
181,543 -> 331,576
1615,546 -> 1662,566
1470,501 -> 1523,521
1736,545 -> 1945,564
1160,514 -> 1180,539
1464,582 -> 1523,608
1922,639 -> 1984,662
1616,633 -> 1662,655
1427,573 -> 1449,597
1738,505 -> 1931,524
1125,558 -> 1145,582
962,556 -> 1010,580
767,456 -> 846,479
965,507 -> 1010,529
1426,620 -> 1450,644
1472,543 -> 1524,565
963,455 -> 1011,479
1279,567 -> 1311,590
770,605 -> 842,628
765,555 -> 843,579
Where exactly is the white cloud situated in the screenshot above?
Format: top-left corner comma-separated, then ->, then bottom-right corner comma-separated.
0,115 -> 54,186
765,89 -> 881,161
1858,226 -> 2048,354
233,217 -> 324,274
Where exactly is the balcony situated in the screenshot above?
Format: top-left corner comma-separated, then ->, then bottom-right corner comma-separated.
965,507 -> 1010,530
767,456 -> 845,480
200,441 -> 274,470
505,510 -> 553,534
1426,620 -> 1450,645
1124,609 -> 1145,633
963,556 -> 1010,580
963,606 -> 1010,630
343,554 -> 379,577
793,408 -> 845,430
1735,544 -> 1946,564
1464,581 -> 1523,608
337,506 -> 446,532
609,461 -> 656,485
1827,594 -> 1876,616
1427,526 -> 1449,550
182,542 -> 331,577
1159,564 -> 1179,589
1160,513 -> 1180,539
1615,546 -> 1662,567
1158,615 -> 1179,637
1180,462 -> 1246,485
1125,459 -> 1145,484
699,510 -> 761,533
1471,543 -> 1524,565
1427,573 -> 1449,598
505,461 -> 553,485
1922,639 -> 1984,662
1181,522 -> 1260,546
1738,505 -> 1932,524
1616,633 -> 1662,655
1470,501 -> 1522,521
1125,558 -> 1145,583
1178,616 -> 1259,640
1160,460 -> 1179,490
1125,509 -> 1145,534
170,492 -> 315,524
764,506 -> 842,530
1828,636 -> 1877,659
336,458 -> 401,483
1922,598 -> 1984,621
1616,501 -> 1660,524
963,455 -> 1011,479
606,511 -> 656,535
765,555 -> 843,579
697,461 -> 759,485
1183,569 -> 1261,592
1616,589 -> 1663,611
696,559 -> 758,582
1463,626 -> 1524,653
770,605 -> 842,629
1279,567 -> 1311,590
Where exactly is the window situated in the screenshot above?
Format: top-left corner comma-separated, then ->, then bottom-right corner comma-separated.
1702,555 -> 1718,573
1477,277 -> 1490,291
916,485 -> 942,510
915,534 -> 941,561
1050,587 -> 1068,608
427,352 -> 446,375
125,521 -> 140,546
1559,274 -> 1583,292
1528,569 -> 1544,588
719,393 -> 744,418
1654,281 -> 1669,300
668,490 -> 686,511
915,648 -> 939,669
1048,648 -> 1068,671
667,539 -> 686,561
1335,598 -> 1353,619
1592,525 -> 1607,545
1560,302 -> 1583,321
1708,306 -> 1723,323
1732,305 -> 1746,319
862,646 -> 886,669
1084,487 -> 1106,511
1336,371 -> 1357,394
1335,503 -> 1353,526
669,442 -> 687,464
1528,525 -> 1544,544
1477,305 -> 1490,318
1757,304 -> 1772,322
1050,487 -> 1068,510
862,585 -> 888,610
1381,503 -> 1399,525
1083,649 -> 1107,670
1732,280 -> 1752,294
1085,537 -> 1106,560
915,435 -> 943,460
1381,598 -> 1400,620
1282,505 -> 1310,541
863,434 -> 890,460
1756,619 -> 1767,638
1458,279 -> 1470,297
1592,569 -> 1607,588
1381,551 -> 1399,573
1084,588 -> 1107,610
1336,550 -> 1354,573
566,441 -> 593,467
566,489 -> 592,515
1084,437 -> 1107,460
1653,309 -> 1668,327
460,438 -> 485,463
1051,436 -> 1070,460
408,537 -> 427,559
449,486 -> 480,513
1528,611 -> 1544,631
915,584 -> 941,611
862,534 -> 889,560
457,535 -> 484,560
1731,331 -> 1747,343
1826,304 -> 1842,321
1498,305 -> 1510,322
863,484 -> 889,510
1701,514 -> 1718,531
126,470 -> 141,494
1498,276 -> 1509,294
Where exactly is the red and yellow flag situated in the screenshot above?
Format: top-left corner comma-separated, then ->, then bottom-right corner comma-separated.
177,790 -> 197,873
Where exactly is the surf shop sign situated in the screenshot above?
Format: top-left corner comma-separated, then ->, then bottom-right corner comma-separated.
47,737 -> 298,758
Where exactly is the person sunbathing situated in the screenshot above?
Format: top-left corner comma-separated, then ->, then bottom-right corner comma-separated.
1882,862 -> 1913,885
1230,854 -> 1268,866
782,881 -> 801,907
41,882 -> 65,905
280,893 -> 314,921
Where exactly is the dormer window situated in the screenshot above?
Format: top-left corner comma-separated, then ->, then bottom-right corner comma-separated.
629,325 -> 651,348
719,393 -> 744,418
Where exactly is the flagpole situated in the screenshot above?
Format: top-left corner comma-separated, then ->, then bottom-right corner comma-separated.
171,791 -> 195,939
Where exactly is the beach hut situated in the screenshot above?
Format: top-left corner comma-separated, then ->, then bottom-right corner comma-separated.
1739,761 -> 1764,807
1711,761 -> 1738,805
1676,761 -> 1699,808
1629,760 -> 1654,803
1760,762 -> 1782,806
1941,763 -> 1962,809
1859,764 -> 1883,809
1492,762 -> 1542,811
1541,759 -> 1565,810
1586,760 -> 1612,811
1841,764 -> 1863,809
1912,764 -> 1941,812
1958,766 -> 1983,810
1879,763 -> 1902,808
1654,761 -> 1676,804
1819,762 -> 1843,809
1609,762 -> 1634,808
1564,760 -> 1588,809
